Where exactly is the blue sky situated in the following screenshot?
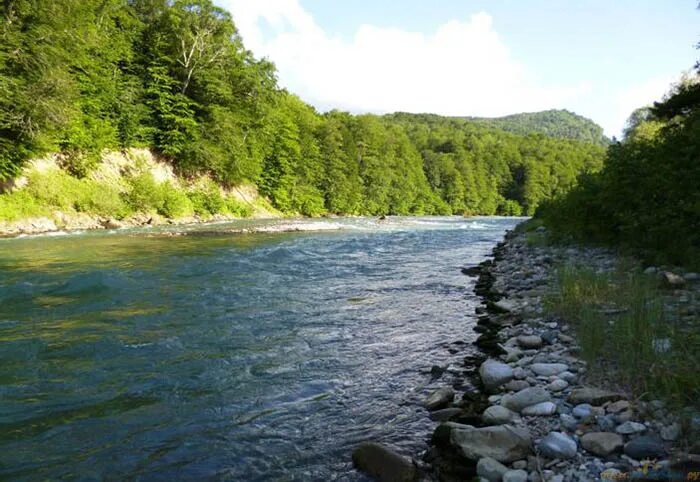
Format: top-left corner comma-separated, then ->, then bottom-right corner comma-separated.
220,0 -> 698,137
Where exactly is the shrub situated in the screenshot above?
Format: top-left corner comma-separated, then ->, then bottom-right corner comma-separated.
159,182 -> 193,218
225,197 -> 253,218
0,190 -> 48,221
187,180 -> 225,216
125,172 -> 164,213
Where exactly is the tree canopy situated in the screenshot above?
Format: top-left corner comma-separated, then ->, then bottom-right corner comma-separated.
0,0 -> 606,217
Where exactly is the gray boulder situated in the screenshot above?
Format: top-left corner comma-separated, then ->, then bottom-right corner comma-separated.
352,442 -> 418,482
501,387 -> 551,413
450,424 -> 532,463
425,387 -> 454,411
530,363 -> 569,376
581,432 -> 624,457
476,457 -> 509,482
479,360 -> 514,392
624,435 -> 666,459
483,405 -> 516,425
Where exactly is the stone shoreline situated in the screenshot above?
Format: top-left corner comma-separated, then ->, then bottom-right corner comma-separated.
354,226 -> 699,482
420,227 -> 700,482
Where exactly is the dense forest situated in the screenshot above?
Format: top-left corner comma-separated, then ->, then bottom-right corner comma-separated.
539,71 -> 700,266
467,110 -> 610,146
0,0 -> 605,218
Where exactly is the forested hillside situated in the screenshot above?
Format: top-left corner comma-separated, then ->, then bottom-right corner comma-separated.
466,110 -> 609,146
539,72 -> 700,266
0,0 -> 605,219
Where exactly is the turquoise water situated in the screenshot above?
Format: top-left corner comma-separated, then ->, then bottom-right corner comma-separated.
0,216 -> 520,481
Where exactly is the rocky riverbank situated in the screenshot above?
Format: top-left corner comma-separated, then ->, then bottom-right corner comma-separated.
417,227 -> 700,482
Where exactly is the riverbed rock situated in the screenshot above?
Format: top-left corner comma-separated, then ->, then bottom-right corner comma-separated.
538,432 -> 578,459
483,405 -> 516,425
503,469 -> 528,482
521,401 -> 557,416
489,299 -> 518,313
516,335 -> 543,349
568,387 -> 624,405
606,400 -> 630,414
425,387 -> 454,411
548,379 -> 568,392
476,457 -> 509,481
101,217 -> 125,229
615,421 -> 646,435
530,363 -> 568,376
479,360 -> 514,392
504,380 -> 530,392
429,408 -> 462,422
501,387 -> 551,413
661,423 -> 681,441
623,435 -> 666,459
352,442 -> 419,482
450,425 -> 532,463
581,432 -> 624,457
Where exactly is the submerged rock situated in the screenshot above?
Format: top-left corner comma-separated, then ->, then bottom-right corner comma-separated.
425,387 -> 454,411
352,442 -> 419,482
450,424 -> 532,463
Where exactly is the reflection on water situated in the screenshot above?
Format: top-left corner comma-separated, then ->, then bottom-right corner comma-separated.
0,216 -> 521,480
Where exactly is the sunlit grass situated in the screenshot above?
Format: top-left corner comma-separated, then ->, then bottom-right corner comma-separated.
545,264 -> 700,408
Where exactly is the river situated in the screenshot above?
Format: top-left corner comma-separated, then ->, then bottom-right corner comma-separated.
0,216 -> 521,481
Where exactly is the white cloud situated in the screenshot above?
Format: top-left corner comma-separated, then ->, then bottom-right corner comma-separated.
604,76 -> 675,137
221,0 -> 590,117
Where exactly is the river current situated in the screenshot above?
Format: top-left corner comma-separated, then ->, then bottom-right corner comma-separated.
0,216 -> 521,481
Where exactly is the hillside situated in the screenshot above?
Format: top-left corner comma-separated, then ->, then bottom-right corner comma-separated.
465,109 -> 610,146
0,0 -> 606,226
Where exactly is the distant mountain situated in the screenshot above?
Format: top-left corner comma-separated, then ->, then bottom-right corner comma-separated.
465,110 -> 610,146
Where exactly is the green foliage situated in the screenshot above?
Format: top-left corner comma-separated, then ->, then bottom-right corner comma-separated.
466,109 -> 610,146
0,0 -> 606,220
159,182 -> 194,218
187,179 -> 226,216
539,72 -> 700,267
545,264 -> 700,407
0,190 -> 49,221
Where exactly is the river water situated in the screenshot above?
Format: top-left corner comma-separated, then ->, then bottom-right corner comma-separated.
0,216 -> 521,481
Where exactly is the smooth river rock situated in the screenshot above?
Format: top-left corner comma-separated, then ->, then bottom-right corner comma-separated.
581,432 -> 624,457
521,401 -> 557,416
479,360 -> 514,392
424,387 -> 454,411
516,335 -> 543,349
538,431 -> 578,459
503,469 -> 529,482
476,457 -> 509,482
483,405 -> 516,425
352,442 -> 418,482
623,435 -> 667,459
450,425 -> 532,463
501,387 -> 551,413
615,421 -> 646,435
530,363 -> 569,376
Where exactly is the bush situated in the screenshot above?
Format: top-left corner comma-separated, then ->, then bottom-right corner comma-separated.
125,172 -> 164,213
159,182 -> 193,218
74,180 -> 129,218
225,197 -> 253,218
0,190 -> 48,221
187,180 -> 225,216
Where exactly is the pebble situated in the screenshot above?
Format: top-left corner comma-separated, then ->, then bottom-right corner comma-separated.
517,335 -> 543,349
572,404 -> 593,420
548,379 -> 568,392
616,421 -> 646,435
521,401 -> 557,416
530,363 -> 569,376
483,405 -> 516,425
581,432 -> 624,456
503,469 -> 528,482
476,457 -> 509,482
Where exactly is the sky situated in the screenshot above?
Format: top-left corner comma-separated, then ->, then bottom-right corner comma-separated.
218,0 -> 699,137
